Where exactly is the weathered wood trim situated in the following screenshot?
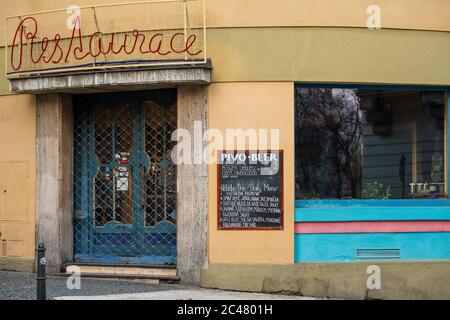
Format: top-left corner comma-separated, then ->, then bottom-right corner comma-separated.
36,94 -> 73,274
177,85 -> 209,284
10,66 -> 212,94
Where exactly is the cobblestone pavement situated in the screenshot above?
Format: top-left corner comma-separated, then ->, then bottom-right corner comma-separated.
0,271 -> 321,300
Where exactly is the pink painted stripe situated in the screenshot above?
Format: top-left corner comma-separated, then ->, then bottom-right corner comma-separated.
295,221 -> 450,234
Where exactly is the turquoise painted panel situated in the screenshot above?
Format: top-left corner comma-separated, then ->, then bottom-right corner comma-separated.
293,90 -> 450,263
295,232 -> 450,263
296,200 -> 450,207
295,206 -> 450,222
295,91 -> 450,223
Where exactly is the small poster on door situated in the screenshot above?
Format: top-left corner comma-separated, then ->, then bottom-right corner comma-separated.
116,166 -> 130,192
117,177 -> 129,192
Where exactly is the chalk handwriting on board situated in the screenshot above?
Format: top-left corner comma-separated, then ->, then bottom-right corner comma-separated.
218,151 -> 283,230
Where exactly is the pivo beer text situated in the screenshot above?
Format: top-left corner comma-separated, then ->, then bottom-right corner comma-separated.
10,16 -> 202,72
218,151 -> 284,230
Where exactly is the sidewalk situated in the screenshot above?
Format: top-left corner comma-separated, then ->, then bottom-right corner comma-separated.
0,271 -> 321,300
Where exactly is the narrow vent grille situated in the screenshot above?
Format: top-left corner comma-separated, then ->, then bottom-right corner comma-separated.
356,249 -> 401,260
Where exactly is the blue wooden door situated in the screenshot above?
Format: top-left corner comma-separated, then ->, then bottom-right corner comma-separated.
73,91 -> 177,265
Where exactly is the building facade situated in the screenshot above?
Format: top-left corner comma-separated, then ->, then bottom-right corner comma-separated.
0,0 -> 449,299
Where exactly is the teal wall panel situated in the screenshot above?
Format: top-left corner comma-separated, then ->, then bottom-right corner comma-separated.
295,205 -> 450,222
295,233 -> 450,263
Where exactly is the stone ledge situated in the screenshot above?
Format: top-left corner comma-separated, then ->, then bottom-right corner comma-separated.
201,261 -> 450,300
9,64 -> 212,94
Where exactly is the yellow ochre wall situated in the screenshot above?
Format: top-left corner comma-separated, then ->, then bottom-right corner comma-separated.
0,0 -> 449,45
1,27 -> 449,95
0,95 -> 36,270
0,0 -> 448,268
208,83 -> 295,264
0,0 -> 449,94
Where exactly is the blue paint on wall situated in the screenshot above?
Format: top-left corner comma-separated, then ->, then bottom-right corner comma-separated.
293,90 -> 450,263
296,199 -> 450,207
295,205 -> 450,222
294,232 -> 450,263
75,254 -> 176,265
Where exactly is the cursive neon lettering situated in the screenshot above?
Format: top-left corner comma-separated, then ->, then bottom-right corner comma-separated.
9,16 -> 203,72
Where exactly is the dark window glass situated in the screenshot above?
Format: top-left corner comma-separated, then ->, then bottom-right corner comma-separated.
295,87 -> 446,200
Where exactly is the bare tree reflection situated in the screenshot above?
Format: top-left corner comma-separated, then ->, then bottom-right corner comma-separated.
296,88 -> 365,199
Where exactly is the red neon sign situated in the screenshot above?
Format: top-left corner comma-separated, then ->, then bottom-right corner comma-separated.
10,16 -> 203,72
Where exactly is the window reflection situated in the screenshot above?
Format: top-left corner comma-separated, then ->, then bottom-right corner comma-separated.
295,87 -> 446,200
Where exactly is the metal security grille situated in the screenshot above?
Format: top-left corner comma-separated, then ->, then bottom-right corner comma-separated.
144,102 -> 177,228
73,91 -> 177,265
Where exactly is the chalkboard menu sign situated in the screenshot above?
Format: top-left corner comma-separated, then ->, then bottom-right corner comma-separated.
217,151 -> 284,230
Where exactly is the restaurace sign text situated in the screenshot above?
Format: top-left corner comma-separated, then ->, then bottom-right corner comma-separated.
10,16 -> 202,72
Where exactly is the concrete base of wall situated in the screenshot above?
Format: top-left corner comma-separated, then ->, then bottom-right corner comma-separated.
201,262 -> 450,300
0,258 -> 35,273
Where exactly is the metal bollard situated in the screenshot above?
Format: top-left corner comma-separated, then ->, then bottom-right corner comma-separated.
36,243 -> 46,300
